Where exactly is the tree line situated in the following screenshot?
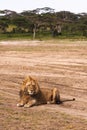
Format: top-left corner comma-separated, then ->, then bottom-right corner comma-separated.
0,7 -> 87,39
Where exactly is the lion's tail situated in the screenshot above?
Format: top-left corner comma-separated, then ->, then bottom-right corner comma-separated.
57,98 -> 75,104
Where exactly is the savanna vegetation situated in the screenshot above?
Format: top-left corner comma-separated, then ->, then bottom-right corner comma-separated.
0,7 -> 87,40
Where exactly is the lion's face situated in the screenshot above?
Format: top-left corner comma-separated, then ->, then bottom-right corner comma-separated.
25,80 -> 38,95
22,76 -> 40,96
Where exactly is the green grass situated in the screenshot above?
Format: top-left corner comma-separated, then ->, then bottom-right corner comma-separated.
0,33 -> 33,41
0,33 -> 87,41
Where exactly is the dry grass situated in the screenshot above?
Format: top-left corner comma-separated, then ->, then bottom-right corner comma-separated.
0,40 -> 87,130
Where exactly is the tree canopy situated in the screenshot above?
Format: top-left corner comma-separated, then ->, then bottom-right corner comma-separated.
0,7 -> 87,38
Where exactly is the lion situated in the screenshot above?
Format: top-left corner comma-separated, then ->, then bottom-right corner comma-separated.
17,76 -> 40,107
17,76 -> 75,108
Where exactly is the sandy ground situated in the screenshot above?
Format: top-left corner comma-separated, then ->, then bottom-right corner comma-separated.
0,40 -> 87,130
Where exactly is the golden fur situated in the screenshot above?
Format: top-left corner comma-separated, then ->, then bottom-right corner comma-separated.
17,76 -> 61,107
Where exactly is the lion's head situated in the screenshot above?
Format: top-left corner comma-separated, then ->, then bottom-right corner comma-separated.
20,76 -> 40,96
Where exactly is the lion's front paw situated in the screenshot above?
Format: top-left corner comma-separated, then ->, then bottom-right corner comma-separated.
47,101 -> 51,104
24,104 -> 31,108
17,103 -> 24,107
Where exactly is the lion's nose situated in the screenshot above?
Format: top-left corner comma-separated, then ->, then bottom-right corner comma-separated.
31,90 -> 34,93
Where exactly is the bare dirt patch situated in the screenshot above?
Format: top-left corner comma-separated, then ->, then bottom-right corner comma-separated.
0,40 -> 87,130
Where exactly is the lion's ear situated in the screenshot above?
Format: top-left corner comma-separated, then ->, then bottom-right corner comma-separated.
22,80 -> 26,85
29,76 -> 37,82
22,76 -> 29,85
22,79 -> 26,85
28,76 -> 33,80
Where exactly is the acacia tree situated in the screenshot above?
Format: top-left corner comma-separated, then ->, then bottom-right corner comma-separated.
0,17 -> 9,33
21,10 -> 40,39
1,7 -> 87,37
21,7 -> 56,39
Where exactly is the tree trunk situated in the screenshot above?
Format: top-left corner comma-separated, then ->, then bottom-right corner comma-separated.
33,24 -> 36,39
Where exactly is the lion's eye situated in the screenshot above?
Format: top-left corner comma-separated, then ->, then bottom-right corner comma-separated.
32,83 -> 35,86
26,82 -> 31,86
